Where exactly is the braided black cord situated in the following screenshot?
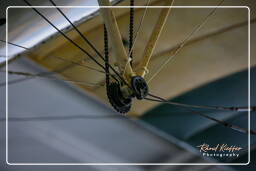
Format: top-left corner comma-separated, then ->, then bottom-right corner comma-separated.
104,25 -> 132,113
104,25 -> 110,86
129,0 -> 134,66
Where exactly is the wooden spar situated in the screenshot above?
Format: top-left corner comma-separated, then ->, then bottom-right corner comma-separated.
97,0 -> 134,80
136,0 -> 174,77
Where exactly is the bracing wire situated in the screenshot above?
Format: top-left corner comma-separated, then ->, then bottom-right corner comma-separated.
0,40 -> 107,87
0,40 -> 105,74
1,70 -> 102,87
47,0 -> 129,85
145,95 -> 256,135
147,93 -> 256,112
147,0 -> 225,83
123,0 -> 151,76
22,0 -> 123,83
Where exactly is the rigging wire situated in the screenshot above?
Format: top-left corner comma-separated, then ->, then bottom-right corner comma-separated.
0,39 -> 29,50
47,0 -> 127,84
0,62 -> 75,87
22,0 -> 121,83
145,96 -> 256,135
147,93 -> 256,112
49,0 -> 103,61
147,0 -> 224,83
1,109 -> 255,135
0,40 -> 105,74
150,18 -> 255,64
123,0 -> 151,76
52,55 -> 106,74
128,0 -> 151,57
0,40 -> 107,87
1,70 -> 102,87
0,114 -> 124,122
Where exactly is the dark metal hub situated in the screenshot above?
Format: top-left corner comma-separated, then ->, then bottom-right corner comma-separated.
107,82 -> 132,114
131,76 -> 149,100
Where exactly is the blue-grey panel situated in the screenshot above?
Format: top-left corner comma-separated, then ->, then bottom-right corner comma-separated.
142,67 -> 255,164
